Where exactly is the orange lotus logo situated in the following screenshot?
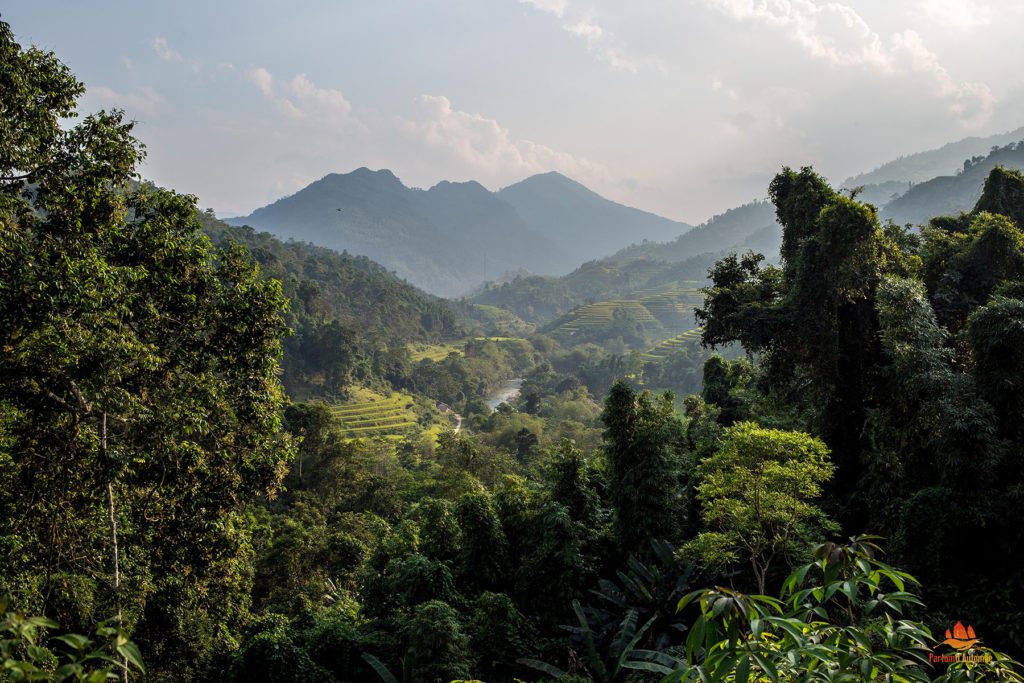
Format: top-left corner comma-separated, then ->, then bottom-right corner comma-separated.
940,621 -> 980,651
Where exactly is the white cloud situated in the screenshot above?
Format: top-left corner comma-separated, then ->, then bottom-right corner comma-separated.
246,67 -> 274,96
246,68 -> 354,125
890,30 -> 994,125
151,37 -> 181,62
405,94 -> 606,180
231,66 -> 613,208
919,0 -> 992,29
89,85 -> 163,116
700,0 -> 994,126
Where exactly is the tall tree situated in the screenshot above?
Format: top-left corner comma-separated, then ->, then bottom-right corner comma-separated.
600,381 -> 684,557
698,167 -> 911,522
0,19 -> 293,680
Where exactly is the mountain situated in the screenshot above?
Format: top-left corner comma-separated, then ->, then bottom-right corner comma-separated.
227,168 -> 690,298
200,210 -> 464,395
409,178 -> 567,279
496,172 -> 690,261
843,126 -> 1024,187
470,252 -> 723,325
202,211 -> 461,344
606,200 -> 779,264
881,143 -> 1024,226
227,168 -> 495,297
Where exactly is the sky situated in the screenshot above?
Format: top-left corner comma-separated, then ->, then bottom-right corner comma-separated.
5,0 -> 1024,223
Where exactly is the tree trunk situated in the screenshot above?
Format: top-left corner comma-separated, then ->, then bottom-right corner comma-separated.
103,412 -> 129,683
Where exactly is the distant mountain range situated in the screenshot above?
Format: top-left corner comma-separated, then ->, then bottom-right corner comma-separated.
227,168 -> 689,297
880,143 -> 1024,226
606,127 -> 1024,269
606,200 -> 780,265
226,126 -> 1024,300
843,126 -> 1024,187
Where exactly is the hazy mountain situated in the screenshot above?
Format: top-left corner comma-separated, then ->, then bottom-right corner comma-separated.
881,143 -> 1024,227
228,168 -> 689,297
607,200 -> 779,265
409,179 -> 567,280
227,168 -> 475,295
843,126 -> 1024,188
496,172 -> 691,261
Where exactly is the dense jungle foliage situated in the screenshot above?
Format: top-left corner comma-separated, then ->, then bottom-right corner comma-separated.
3,18 -> 1024,683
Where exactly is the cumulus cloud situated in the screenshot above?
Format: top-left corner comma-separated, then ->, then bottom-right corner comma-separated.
245,67 -> 354,125
701,0 -> 994,125
246,67 -> 274,96
405,94 -> 606,180
242,67 -> 596,184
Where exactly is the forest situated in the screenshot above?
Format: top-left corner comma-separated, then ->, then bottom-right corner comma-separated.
3,17 -> 1024,683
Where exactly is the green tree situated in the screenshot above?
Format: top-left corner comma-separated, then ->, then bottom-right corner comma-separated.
686,421 -> 834,593
967,288 -> 1024,440
601,381 -> 684,557
454,493 -> 509,595
698,167 -> 911,523
0,19 -> 294,679
401,600 -> 472,683
0,597 -> 145,683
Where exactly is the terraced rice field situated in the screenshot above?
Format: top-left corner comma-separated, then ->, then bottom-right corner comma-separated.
554,287 -> 704,336
329,391 -> 419,439
558,300 -> 656,332
629,280 -> 703,298
641,328 -> 704,361
408,343 -> 463,362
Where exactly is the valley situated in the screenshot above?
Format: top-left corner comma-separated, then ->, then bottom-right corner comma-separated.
4,11 -> 1024,683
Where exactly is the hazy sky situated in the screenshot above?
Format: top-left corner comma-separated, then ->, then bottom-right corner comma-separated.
6,1 -> 1024,223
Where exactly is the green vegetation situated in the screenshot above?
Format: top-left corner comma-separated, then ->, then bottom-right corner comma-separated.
641,327 -> 704,361
328,390 -> 421,439
5,17 -> 1024,683
408,343 -> 464,363
608,200 -> 781,266
881,141 -> 1024,226
470,259 -> 716,326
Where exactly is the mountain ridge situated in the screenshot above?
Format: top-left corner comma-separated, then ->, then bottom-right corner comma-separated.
227,168 -> 691,297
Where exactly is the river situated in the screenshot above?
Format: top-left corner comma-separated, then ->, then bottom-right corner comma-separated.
485,378 -> 523,410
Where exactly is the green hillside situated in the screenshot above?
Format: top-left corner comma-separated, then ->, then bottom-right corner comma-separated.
471,255 -> 719,326
227,169 -> 691,297
640,327 -> 704,361
843,125 -> 1024,187
544,287 -> 703,350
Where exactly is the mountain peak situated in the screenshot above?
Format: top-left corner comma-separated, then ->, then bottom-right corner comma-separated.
502,171 -> 586,193
427,179 -> 490,196
344,167 -> 401,183
314,167 -> 404,190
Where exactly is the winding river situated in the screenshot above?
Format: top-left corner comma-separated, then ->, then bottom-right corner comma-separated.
485,378 -> 523,410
